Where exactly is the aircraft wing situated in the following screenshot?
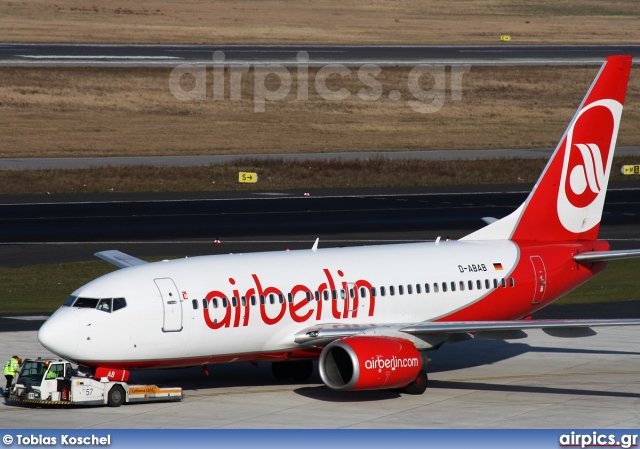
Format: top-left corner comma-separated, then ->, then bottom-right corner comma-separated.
574,249 -> 640,263
94,250 -> 148,269
294,318 -> 640,345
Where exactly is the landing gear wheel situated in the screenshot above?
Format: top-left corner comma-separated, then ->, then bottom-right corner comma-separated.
107,385 -> 125,407
403,371 -> 428,395
290,361 -> 313,382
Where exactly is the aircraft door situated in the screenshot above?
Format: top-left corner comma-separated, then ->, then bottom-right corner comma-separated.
530,256 -> 547,305
155,278 -> 183,332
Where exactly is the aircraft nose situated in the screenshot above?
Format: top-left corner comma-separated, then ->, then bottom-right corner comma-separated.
38,308 -> 80,359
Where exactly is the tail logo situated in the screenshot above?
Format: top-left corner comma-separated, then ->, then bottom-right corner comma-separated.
557,99 -> 623,233
567,143 -> 605,206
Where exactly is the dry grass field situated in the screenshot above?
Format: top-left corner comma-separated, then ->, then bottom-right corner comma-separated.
1,65 -> 639,158
1,0 -> 639,44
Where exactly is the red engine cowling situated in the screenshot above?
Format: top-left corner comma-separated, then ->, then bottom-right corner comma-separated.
319,336 -> 422,391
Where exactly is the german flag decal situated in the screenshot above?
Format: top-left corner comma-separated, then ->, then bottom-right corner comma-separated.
493,263 -> 503,271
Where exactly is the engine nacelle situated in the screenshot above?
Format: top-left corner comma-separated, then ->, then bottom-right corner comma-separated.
319,336 -> 422,391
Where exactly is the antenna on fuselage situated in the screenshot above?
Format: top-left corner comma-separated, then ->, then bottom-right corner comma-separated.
312,238 -> 319,252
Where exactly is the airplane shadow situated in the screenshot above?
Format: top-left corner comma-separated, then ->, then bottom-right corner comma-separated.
427,337 -> 640,373
426,379 -> 640,399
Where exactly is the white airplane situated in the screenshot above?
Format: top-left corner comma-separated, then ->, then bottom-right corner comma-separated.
38,55 -> 640,395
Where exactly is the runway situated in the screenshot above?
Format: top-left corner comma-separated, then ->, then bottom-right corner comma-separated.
2,43 -> 640,67
3,147 -> 640,171
1,326 -> 639,428
2,183 -> 640,267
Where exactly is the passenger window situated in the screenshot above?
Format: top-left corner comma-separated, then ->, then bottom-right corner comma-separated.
232,296 -> 238,307
323,290 -> 329,301
250,296 -> 256,306
468,280 -> 473,290
485,279 -> 490,289
222,297 -> 228,308
202,299 -> 208,309
380,286 -> 386,297
288,293 -> 293,303
460,281 -> 465,291
510,277 -> 515,288
360,287 -> 367,298
192,299 -> 198,310
424,283 -> 430,293
97,298 -> 112,313
306,292 -> 312,302
350,288 -> 355,298
332,289 -> 337,300
416,284 -> 421,294
260,295 -> 265,305
442,283 -> 447,293
371,287 -> 377,297
407,284 -> 413,295
477,280 -> 482,290
212,298 -> 219,309
315,291 -> 320,301
398,285 -> 404,295
493,279 -> 499,289
241,296 -> 247,307
433,283 -> 439,293
279,294 -> 285,304
390,286 -> 395,296
268,294 -> 274,304
451,282 -> 456,292
501,278 -> 507,288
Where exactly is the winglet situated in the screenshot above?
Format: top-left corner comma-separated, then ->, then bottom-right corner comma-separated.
95,250 -> 148,269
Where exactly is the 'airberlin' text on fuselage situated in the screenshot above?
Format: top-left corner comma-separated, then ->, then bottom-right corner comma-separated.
203,268 -> 376,329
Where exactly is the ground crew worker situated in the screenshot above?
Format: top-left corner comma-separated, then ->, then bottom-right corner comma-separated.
4,355 -> 20,397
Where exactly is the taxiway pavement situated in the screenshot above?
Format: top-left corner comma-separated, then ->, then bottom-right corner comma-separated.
1,326 -> 639,428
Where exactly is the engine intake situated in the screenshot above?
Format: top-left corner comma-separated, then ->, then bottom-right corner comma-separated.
319,336 -> 422,391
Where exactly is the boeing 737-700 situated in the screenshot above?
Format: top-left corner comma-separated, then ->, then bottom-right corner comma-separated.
38,55 -> 640,395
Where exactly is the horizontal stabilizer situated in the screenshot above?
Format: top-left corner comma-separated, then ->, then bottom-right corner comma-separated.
95,250 -> 148,269
574,249 -> 640,263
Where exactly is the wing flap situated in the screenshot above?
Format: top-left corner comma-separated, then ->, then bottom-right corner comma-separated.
294,319 -> 640,345
95,250 -> 148,269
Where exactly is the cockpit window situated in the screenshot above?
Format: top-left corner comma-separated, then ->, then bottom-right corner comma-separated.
113,298 -> 127,311
97,298 -> 112,313
63,295 -> 77,307
69,297 -> 127,312
73,297 -> 100,309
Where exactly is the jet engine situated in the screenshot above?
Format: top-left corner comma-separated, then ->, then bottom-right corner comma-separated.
319,336 -> 423,391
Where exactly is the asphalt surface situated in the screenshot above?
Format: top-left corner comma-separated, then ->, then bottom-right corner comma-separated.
3,147 -> 640,170
2,327 -> 640,428
1,182 -> 639,267
1,43 -> 640,66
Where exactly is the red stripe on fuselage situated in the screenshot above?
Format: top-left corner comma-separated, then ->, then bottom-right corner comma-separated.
437,240 -> 609,322
76,348 -> 324,371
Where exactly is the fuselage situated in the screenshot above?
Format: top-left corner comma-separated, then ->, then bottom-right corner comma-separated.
38,238 -> 607,370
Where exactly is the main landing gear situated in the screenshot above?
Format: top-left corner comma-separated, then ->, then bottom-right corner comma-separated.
271,361 -> 314,382
402,370 -> 428,395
